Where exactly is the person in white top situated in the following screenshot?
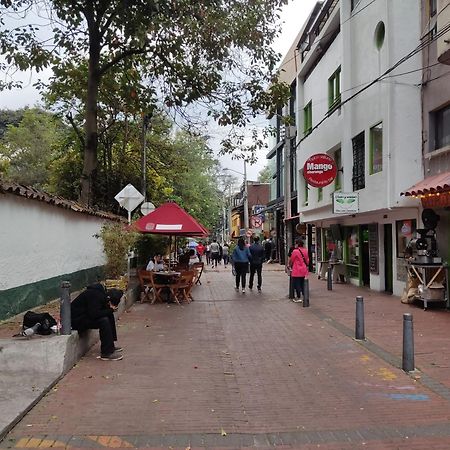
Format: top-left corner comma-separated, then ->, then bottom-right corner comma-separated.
146,254 -> 165,272
188,249 -> 200,266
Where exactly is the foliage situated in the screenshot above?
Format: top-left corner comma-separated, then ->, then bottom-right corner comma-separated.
0,108 -> 66,188
98,222 -> 140,278
258,165 -> 272,183
0,109 -> 25,138
0,0 -> 291,205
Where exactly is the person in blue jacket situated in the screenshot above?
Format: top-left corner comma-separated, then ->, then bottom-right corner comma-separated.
231,237 -> 252,293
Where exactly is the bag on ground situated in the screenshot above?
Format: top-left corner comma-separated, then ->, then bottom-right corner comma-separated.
23,311 -> 57,335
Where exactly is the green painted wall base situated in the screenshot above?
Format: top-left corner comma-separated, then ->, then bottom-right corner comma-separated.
0,266 -> 105,321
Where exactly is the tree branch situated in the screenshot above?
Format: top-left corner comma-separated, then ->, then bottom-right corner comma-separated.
98,46 -> 148,76
66,112 -> 85,149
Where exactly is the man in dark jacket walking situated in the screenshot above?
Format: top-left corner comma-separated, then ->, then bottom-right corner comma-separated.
249,236 -> 265,291
71,283 -> 123,361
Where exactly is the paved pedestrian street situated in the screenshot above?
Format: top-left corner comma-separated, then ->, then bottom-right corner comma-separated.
3,265 -> 450,449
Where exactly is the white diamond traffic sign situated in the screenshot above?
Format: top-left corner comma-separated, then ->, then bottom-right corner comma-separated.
114,184 -> 144,212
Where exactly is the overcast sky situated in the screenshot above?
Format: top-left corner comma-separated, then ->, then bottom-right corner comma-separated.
0,0 -> 317,182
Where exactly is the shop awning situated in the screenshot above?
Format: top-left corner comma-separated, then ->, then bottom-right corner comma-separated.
400,171 -> 450,196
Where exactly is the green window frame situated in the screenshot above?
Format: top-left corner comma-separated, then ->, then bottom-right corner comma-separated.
328,67 -> 341,110
318,187 -> 323,201
304,101 -> 312,136
334,148 -> 342,190
370,122 -> 383,174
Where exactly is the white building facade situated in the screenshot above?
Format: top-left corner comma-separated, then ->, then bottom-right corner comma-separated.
292,0 -> 423,296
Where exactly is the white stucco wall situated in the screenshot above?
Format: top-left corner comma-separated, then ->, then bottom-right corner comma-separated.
0,195 -> 107,290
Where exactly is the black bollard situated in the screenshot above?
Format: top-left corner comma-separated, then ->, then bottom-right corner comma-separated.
402,313 -> 415,372
355,296 -> 365,340
60,281 -> 72,335
303,279 -> 310,307
327,266 -> 333,291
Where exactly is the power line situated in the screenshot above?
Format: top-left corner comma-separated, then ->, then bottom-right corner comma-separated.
294,20 -> 450,149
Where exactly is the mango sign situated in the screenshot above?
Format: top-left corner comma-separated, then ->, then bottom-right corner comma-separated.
303,153 -> 337,188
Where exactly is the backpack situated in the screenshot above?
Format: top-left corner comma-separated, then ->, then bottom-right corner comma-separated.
23,311 -> 57,335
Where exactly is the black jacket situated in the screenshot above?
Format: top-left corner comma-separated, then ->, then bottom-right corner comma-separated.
71,283 -> 114,324
249,243 -> 265,265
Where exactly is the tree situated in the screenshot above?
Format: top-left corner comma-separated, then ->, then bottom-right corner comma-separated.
258,164 -> 272,183
1,0 -> 290,206
0,108 -> 65,188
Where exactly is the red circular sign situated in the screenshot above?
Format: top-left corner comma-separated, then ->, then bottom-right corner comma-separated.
303,153 -> 337,188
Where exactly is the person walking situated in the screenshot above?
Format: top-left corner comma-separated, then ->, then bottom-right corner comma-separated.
289,239 -> 309,302
231,237 -> 252,293
248,236 -> 265,292
222,242 -> 230,267
264,237 -> 273,262
210,239 -> 220,268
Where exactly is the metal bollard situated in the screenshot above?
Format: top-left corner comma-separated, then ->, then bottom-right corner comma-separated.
289,272 -> 294,299
60,281 -> 72,335
303,279 -> 310,307
355,296 -> 365,340
327,266 -> 333,291
402,313 -> 415,372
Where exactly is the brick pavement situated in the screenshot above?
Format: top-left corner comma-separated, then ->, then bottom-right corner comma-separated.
2,264 -> 450,449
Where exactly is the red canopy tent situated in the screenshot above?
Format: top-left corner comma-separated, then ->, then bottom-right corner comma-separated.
132,201 -> 208,237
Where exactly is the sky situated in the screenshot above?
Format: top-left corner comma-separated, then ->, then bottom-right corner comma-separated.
0,0 -> 317,182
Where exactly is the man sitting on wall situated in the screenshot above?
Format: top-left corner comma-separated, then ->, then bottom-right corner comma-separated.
71,283 -> 124,361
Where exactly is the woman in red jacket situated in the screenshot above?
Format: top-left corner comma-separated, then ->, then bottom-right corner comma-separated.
289,239 -> 309,302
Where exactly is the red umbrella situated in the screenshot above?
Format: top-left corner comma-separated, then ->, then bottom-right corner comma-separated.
132,201 -> 208,237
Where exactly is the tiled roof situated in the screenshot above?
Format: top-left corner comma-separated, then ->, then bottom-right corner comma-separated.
400,171 -> 450,196
0,180 -> 124,221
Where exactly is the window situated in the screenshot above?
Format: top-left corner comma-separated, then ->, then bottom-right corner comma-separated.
350,0 -> 356,11
290,143 -> 297,193
433,104 -> 450,150
334,148 -> 342,190
317,187 -> 323,202
304,101 -> 312,136
352,132 -> 365,191
328,67 -> 341,110
396,219 -> 416,258
370,123 -> 383,174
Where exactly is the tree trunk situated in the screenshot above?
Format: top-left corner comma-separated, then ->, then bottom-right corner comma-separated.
80,20 -> 101,206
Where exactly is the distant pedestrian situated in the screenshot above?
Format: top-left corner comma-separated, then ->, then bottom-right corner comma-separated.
289,239 -> 309,302
210,239 -> 220,268
205,243 -> 211,265
222,243 -> 230,267
248,236 -> 265,292
264,237 -> 273,262
196,242 -> 205,262
231,237 -> 252,294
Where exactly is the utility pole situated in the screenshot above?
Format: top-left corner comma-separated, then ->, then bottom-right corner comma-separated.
141,108 -> 154,202
243,160 -> 249,240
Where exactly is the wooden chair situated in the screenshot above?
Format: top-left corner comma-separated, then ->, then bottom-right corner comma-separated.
138,269 -> 166,304
170,270 -> 195,303
192,262 -> 204,285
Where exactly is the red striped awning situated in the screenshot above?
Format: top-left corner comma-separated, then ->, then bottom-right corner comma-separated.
400,171 -> 450,196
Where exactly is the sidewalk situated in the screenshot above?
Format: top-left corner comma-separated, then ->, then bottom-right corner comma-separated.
2,264 -> 450,449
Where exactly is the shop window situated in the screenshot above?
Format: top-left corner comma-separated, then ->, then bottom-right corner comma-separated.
396,219 -> 416,258
304,101 -> 312,136
328,67 -> 341,111
352,132 -> 365,191
347,226 -> 359,266
370,122 -> 383,174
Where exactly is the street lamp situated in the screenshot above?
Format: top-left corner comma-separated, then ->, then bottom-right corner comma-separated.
223,161 -> 249,239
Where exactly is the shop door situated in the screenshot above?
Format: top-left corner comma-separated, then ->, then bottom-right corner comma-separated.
361,225 -> 370,286
384,224 -> 393,293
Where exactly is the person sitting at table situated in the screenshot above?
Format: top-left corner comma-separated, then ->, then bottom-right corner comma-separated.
188,248 -> 200,266
146,253 -> 165,272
